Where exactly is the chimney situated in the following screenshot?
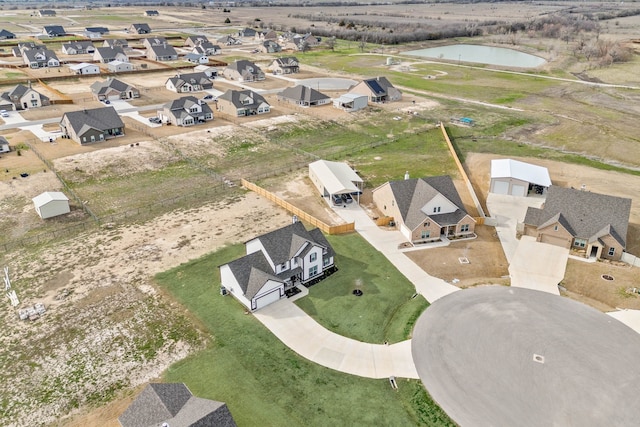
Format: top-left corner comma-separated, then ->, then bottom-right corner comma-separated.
404,171 -> 410,180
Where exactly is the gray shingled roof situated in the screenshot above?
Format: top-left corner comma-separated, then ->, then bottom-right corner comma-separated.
43,25 -> 66,36
3,84 -> 49,103
96,46 -> 125,59
523,186 -> 631,247
226,59 -> 261,74
118,383 -> 236,427
274,56 -> 299,67
218,89 -> 268,109
63,41 -> 94,51
0,29 -> 15,38
167,72 -> 212,89
131,23 -> 152,32
186,35 -> 209,44
388,176 -> 469,230
148,44 -> 177,57
61,106 -> 124,135
144,37 -> 166,46
23,49 -> 58,63
86,27 -> 109,34
90,78 -> 135,96
252,221 -> 329,266
226,251 -> 283,299
278,85 -> 329,104
104,39 -> 128,47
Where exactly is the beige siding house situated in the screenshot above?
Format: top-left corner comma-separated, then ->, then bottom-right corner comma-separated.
522,186 -> 631,261
373,175 -> 476,244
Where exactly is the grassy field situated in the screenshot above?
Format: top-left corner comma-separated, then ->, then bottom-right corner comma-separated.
156,243 -> 454,427
295,233 -> 429,344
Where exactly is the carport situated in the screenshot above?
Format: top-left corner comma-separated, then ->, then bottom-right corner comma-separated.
490,158 -> 551,197
308,160 -> 363,206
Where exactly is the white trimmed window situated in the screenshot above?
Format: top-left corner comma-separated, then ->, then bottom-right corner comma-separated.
460,224 -> 469,232
608,247 -> 615,256
421,231 -> 430,239
309,265 -> 318,277
310,252 -> 317,262
573,238 -> 587,248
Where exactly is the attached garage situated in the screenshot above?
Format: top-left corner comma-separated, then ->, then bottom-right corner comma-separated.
540,234 -> 570,248
490,159 -> 552,197
32,191 -> 70,219
254,286 -> 283,310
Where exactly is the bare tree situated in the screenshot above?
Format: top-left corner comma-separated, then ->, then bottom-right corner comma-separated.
358,34 -> 367,52
325,36 -> 337,51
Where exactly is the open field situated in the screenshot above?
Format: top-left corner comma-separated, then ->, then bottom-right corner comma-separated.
1,2 -> 640,425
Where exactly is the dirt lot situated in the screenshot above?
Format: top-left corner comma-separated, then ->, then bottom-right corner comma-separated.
405,225 -> 509,288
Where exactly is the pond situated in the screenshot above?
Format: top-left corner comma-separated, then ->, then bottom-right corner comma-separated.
404,44 -> 546,68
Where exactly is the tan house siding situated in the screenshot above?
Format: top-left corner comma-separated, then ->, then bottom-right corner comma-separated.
535,222 -> 572,248
372,184 -> 402,224
409,220 -> 441,243
599,235 -> 624,261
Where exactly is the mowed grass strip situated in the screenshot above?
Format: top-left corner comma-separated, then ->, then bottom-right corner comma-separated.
155,244 -> 454,427
296,233 -> 429,344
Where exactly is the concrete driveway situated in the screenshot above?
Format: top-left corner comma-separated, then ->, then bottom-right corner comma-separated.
486,193 -> 544,263
333,204 -> 459,303
508,235 -> 567,295
253,297 -> 419,379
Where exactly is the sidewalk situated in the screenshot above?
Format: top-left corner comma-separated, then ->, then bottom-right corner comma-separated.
253,297 -> 419,379
333,204 -> 459,303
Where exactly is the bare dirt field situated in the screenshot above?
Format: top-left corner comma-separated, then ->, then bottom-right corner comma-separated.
405,225 -> 509,288
1,190 -> 292,427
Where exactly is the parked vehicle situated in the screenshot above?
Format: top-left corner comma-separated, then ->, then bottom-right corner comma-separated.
103,100 -> 111,104
332,194 -> 343,205
203,94 -> 213,100
341,193 -> 353,203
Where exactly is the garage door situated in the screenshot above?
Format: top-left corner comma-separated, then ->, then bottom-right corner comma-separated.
540,234 -> 569,248
511,184 -> 527,197
255,288 -> 282,310
492,180 -> 509,195
108,94 -> 120,101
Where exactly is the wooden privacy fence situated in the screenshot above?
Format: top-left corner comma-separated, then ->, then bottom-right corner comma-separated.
241,179 -> 355,235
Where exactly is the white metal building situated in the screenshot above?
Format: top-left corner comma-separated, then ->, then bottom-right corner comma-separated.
333,93 -> 368,112
309,159 -> 363,205
32,191 -> 70,219
490,159 -> 551,197
69,62 -> 100,75
108,60 -> 133,73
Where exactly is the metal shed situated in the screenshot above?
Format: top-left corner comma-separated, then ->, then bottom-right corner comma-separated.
32,191 -> 70,219
309,160 -> 363,205
490,159 -> 551,197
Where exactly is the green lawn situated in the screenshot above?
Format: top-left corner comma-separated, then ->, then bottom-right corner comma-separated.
155,244 -> 454,427
296,233 -> 429,344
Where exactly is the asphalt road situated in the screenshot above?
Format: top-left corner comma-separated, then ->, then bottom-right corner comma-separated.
412,286 -> 640,427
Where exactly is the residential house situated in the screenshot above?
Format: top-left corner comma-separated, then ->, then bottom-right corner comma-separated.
223,60 -> 265,82
158,96 -> 213,126
256,30 -> 277,42
0,136 -> 10,154
281,32 -> 320,51
277,85 -> 331,107
271,56 -> 299,74
220,221 -> 336,311
23,49 -> 59,68
184,35 -> 209,47
84,27 -> 109,38
333,93 -> 368,112
91,78 -> 139,101
217,35 -> 241,46
217,89 -> 270,117
93,46 -> 128,63
259,40 -> 281,53
165,72 -> 213,93
348,76 -> 402,103
107,60 -> 134,73
238,27 -> 257,38
0,84 -> 50,110
194,64 -> 218,78
129,23 -> 151,34
142,37 -> 167,50
192,42 -> 221,56
372,175 -> 476,244
69,62 -> 100,75
144,10 -> 159,16
60,106 -> 125,144
103,39 -> 128,48
522,186 -> 631,261
42,25 -> 66,37
13,42 -> 45,57
147,44 -> 178,61
118,383 -> 236,427
184,52 -> 208,64
0,96 -> 13,111
0,29 -> 16,40
61,41 -> 95,55
38,10 -> 56,17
